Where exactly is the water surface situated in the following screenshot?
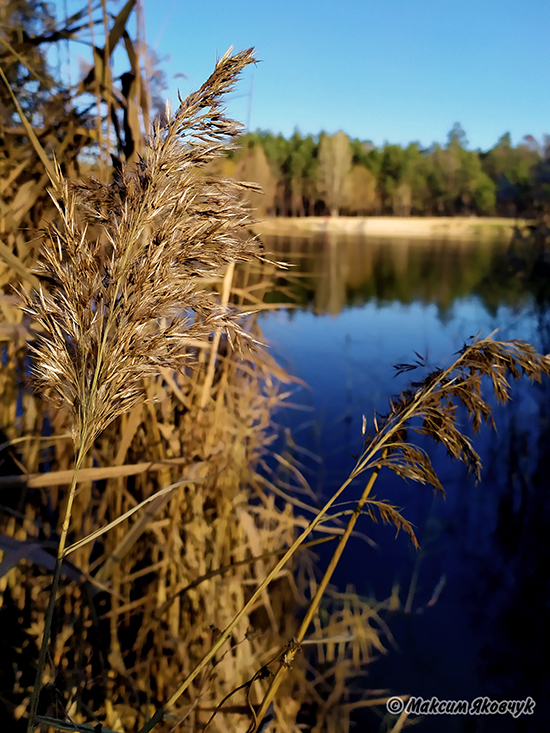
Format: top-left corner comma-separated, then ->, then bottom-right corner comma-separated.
256,231 -> 549,732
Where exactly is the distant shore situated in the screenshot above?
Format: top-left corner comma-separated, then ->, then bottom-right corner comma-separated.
253,216 -> 529,239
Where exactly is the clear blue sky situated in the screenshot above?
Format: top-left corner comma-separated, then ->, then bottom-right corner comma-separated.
64,0 -> 550,152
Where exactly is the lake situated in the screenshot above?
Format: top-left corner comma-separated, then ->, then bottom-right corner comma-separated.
255,230 -> 550,732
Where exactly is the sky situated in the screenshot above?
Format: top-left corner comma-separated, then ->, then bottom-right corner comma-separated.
62,0 -> 550,152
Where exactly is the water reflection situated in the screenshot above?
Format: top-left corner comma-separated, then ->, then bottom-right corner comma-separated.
257,232 -> 522,315
254,232 -> 549,732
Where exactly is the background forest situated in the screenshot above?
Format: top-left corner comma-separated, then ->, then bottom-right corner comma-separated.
225,126 -> 550,218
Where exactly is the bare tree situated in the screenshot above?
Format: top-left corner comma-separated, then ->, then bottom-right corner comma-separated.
235,142 -> 277,217
318,130 -> 352,216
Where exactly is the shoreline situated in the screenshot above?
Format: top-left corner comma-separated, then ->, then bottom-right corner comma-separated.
253,216 -> 528,239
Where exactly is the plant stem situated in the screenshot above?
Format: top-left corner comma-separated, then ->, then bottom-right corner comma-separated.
298,462 -> 383,640
136,471 -> 359,733
252,461 -> 384,731
26,438 -> 88,731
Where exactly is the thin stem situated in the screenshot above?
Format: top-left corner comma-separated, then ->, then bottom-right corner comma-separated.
0,63 -> 56,182
26,436 -> 88,731
136,471 -> 358,733
252,461 -> 384,731
298,462 -> 383,640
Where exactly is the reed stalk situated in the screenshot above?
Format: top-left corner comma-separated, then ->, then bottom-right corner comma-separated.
26,444 -> 86,729
18,47 -> 265,730
252,461 -> 385,730
244,332 -> 550,731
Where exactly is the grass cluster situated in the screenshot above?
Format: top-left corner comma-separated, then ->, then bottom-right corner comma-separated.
1,48 -> 394,733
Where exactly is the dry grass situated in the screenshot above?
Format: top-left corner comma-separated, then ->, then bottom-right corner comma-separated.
10,46 -> 318,733
1,42 -> 395,733
20,47 -> 264,454
248,331 -> 550,731
1,325 -> 326,733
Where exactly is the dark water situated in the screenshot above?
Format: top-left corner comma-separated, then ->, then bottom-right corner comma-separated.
256,231 -> 550,732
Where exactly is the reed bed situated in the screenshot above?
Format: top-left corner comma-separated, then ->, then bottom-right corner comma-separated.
1,42 -> 395,733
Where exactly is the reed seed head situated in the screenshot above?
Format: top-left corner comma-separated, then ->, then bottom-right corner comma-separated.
21,48 -> 263,452
364,333 -> 550,495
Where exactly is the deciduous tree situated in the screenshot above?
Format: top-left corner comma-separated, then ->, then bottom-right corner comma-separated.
234,138 -> 277,217
318,130 -> 352,216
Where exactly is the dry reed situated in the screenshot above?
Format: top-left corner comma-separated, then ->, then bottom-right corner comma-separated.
1,24 -> 395,729
20,47 -> 263,456
13,46 -> 289,732
249,332 -> 550,730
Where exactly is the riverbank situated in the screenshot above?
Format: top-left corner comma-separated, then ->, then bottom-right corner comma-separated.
254,216 -> 529,239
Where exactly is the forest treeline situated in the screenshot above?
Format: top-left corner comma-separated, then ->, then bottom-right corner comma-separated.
2,0 -> 548,226
214,125 -> 550,218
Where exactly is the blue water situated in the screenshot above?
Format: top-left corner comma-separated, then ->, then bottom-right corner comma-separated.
258,255 -> 549,732
261,294 -> 541,508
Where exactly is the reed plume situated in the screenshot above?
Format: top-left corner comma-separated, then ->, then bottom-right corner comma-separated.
21,46 -> 262,455
20,47 -> 264,731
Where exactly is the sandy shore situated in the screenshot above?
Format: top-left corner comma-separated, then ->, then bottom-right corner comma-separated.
254,216 -> 528,239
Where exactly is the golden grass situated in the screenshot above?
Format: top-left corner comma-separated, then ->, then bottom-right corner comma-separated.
1,44 -> 397,733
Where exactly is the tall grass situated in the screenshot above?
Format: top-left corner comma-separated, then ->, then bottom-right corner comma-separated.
2,44 -> 390,733
16,47 -> 286,732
